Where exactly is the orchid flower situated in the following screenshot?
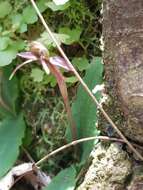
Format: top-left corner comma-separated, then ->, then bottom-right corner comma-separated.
9,41 -> 77,141
9,41 -> 73,80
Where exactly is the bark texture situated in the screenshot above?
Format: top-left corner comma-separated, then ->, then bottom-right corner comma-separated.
103,0 -> 143,143
76,2 -> 143,189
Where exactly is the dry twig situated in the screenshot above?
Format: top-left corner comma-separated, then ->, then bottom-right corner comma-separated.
35,136 -> 125,166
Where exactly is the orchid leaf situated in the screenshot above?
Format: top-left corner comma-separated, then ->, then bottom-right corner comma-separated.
43,166 -> 76,190
72,57 -> 103,162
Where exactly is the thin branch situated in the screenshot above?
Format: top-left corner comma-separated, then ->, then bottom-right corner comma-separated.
35,136 -> 125,166
30,0 -> 143,161
9,137 -> 143,189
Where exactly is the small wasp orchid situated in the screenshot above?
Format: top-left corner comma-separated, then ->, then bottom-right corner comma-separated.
9,41 -> 77,141
9,41 -> 73,80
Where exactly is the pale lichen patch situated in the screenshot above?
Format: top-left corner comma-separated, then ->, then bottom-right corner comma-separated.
77,143 -> 132,190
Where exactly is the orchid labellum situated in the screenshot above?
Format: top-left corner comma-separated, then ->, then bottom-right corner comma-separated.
10,41 -> 77,141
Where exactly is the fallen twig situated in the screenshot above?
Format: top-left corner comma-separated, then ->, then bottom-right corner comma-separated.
3,136 -> 143,189
35,136 -> 125,166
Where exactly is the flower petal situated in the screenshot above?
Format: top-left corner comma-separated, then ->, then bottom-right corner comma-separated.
9,59 -> 34,80
17,52 -> 37,60
49,56 -> 73,71
40,59 -> 50,75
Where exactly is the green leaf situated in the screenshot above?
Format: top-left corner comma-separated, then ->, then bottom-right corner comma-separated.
65,76 -> 78,83
0,2 -> 12,18
39,32 -> 69,48
0,66 -> 19,117
0,37 -> 10,50
23,6 -> 38,24
12,40 -> 26,51
0,39 -> 24,67
0,26 -> 2,32
0,114 -> 25,178
42,74 -> 57,87
37,0 -> 48,12
43,166 -> 76,190
72,57 -> 89,71
12,14 -> 27,33
12,14 -> 23,29
0,47 -> 17,66
46,1 -> 70,11
50,76 -> 57,87
19,23 -> 27,33
72,57 -> 103,161
59,27 -> 82,45
31,68 -> 44,82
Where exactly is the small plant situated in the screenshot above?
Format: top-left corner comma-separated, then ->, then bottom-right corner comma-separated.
10,41 -> 77,141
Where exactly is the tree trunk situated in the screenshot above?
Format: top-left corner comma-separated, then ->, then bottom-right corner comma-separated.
77,1 -> 143,189
103,0 -> 143,189
103,0 -> 143,143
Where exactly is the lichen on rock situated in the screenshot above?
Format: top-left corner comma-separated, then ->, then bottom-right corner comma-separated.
77,143 -> 132,190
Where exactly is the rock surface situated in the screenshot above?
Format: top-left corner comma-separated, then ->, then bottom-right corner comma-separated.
77,143 -> 132,190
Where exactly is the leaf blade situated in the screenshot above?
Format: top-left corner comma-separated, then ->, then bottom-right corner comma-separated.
72,57 -> 103,161
0,2 -> 12,18
0,114 -> 25,178
0,66 -> 19,117
43,166 -> 76,190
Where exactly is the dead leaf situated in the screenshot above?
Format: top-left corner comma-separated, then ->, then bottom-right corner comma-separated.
0,163 -> 51,190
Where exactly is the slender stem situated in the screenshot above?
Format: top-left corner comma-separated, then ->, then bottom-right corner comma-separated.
35,136 -> 125,166
9,59 -> 34,80
11,135 -> 134,189
30,0 -> 143,161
